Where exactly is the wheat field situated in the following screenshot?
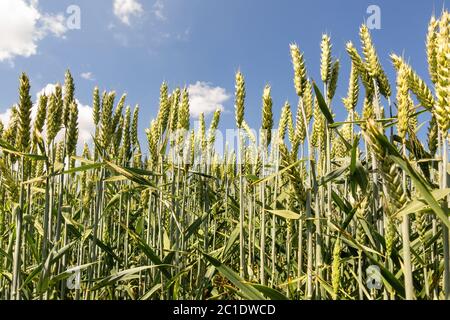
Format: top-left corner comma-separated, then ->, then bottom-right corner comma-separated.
0,11 -> 449,300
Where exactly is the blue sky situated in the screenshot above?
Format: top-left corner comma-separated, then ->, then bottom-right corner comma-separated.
0,0 -> 448,148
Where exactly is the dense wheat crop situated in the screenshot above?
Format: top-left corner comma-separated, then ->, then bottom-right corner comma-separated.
0,11 -> 449,300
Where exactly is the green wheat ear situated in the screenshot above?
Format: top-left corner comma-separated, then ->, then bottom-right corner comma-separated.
199,112 -> 206,151
17,73 -> 33,153
157,82 -> 170,133
66,101 -> 79,157
46,86 -> 63,144
63,70 -> 75,127
112,94 -> 127,134
121,105 -> 132,164
34,95 -> 47,135
179,88 -> 190,131
131,104 -> 139,148
234,71 -> 246,128
208,109 -> 221,146
99,91 -> 115,149
261,85 -> 273,147
92,87 -> 100,126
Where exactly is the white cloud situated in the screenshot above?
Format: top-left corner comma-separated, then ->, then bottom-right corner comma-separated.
0,108 -> 13,127
113,0 -> 143,25
77,102 -> 94,145
187,82 -> 230,118
81,72 -> 95,81
37,83 -> 58,97
0,83 -> 94,151
38,14 -> 68,38
35,84 -> 95,147
152,0 -> 166,21
0,0 -> 69,62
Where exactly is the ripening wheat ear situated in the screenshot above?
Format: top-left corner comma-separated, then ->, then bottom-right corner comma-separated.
328,59 -> 340,100
278,101 -> 291,142
294,99 -> 306,147
396,65 -> 410,142
244,121 -> 258,148
426,16 -> 439,84
360,24 -> 380,78
343,62 -> 359,112
235,71 -> 246,128
290,44 -> 307,97
303,81 -> 313,122
331,238 -> 341,299
391,54 -> 435,109
360,25 -> 391,97
320,34 -> 332,84
428,113 -> 438,156
435,11 -> 450,132
362,96 -> 375,121
364,119 -> 406,206
346,41 -> 374,96
311,98 -> 325,148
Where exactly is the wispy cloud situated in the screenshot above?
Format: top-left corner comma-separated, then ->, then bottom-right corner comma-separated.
188,81 -> 230,118
176,28 -> 190,41
152,0 -> 166,21
113,0 -> 144,26
113,32 -> 130,47
81,72 -> 95,81
0,0 -> 69,62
